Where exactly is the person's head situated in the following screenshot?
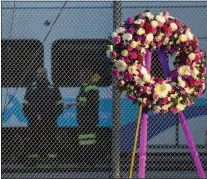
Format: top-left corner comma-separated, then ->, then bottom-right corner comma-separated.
36,67 -> 48,81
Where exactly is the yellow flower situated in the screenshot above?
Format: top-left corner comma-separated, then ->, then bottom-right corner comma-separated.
170,92 -> 178,98
178,80 -> 186,88
134,76 -> 145,86
178,34 -> 187,42
137,28 -> 145,35
176,103 -> 186,112
188,53 -> 196,61
128,65 -> 138,75
178,65 -> 191,76
121,50 -> 128,57
130,41 -> 138,48
170,22 -> 178,31
154,83 -> 172,98
150,20 -> 158,28
143,74 -> 151,82
192,68 -> 199,79
185,87 -> 194,94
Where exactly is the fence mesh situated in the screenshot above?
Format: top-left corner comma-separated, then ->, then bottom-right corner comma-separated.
1,1 -> 207,178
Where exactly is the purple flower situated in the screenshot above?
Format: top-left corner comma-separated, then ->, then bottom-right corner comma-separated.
128,94 -> 136,100
125,17 -> 134,25
136,13 -> 144,19
141,35 -> 146,43
124,72 -> 133,81
112,69 -> 119,77
114,36 -> 121,44
128,27 -> 136,34
175,18 -> 181,25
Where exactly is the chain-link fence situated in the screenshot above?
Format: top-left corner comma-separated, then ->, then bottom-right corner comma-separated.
1,1 -> 207,178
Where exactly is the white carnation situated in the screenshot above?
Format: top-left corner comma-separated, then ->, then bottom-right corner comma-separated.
122,33 -> 133,41
116,27 -> 126,34
150,20 -> 158,28
146,33 -> 154,43
134,19 -> 145,25
170,23 -> 178,31
111,32 -> 118,38
186,30 -> 194,40
137,28 -> 145,35
141,66 -> 148,75
155,15 -> 166,23
143,74 -> 151,82
114,60 -> 127,72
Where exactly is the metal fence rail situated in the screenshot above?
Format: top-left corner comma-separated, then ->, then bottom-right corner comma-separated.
1,1 -> 207,178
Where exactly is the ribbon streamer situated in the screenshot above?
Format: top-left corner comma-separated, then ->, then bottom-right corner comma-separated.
138,109 -> 148,179
158,48 -> 206,179
138,49 -> 152,178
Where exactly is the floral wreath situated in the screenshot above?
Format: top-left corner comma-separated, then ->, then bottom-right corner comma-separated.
107,11 -> 206,114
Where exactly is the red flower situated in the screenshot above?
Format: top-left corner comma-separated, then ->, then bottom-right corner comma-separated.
187,77 -> 196,87
192,40 -> 198,48
144,23 -> 153,34
137,53 -> 143,61
129,52 -> 137,59
163,24 -> 172,36
161,97 -> 169,105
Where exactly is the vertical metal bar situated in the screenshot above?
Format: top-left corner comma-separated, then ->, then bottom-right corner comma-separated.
112,1 -> 121,179
176,117 -> 179,146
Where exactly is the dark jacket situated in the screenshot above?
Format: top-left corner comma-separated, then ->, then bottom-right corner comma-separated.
76,83 -> 99,129
23,79 -> 63,125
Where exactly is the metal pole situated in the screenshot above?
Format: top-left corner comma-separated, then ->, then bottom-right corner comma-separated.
112,1 -> 121,179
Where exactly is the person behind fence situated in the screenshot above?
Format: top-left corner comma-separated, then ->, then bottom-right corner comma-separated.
23,67 -> 64,159
76,72 -> 101,147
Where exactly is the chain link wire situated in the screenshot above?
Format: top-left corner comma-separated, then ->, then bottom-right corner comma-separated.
1,1 -> 207,178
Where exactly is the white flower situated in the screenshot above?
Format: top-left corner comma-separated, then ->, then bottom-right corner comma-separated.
178,65 -> 191,76
178,80 -> 186,88
130,41 -> 138,48
170,92 -> 178,98
134,76 -> 145,86
108,45 -> 113,52
134,19 -> 145,25
144,11 -> 154,19
188,53 -> 196,61
162,104 -> 170,111
176,103 -> 186,112
154,83 -> 172,98
137,28 -> 145,35
186,30 -> 194,40
111,32 -> 118,38
121,50 -> 129,57
155,15 -> 166,23
146,33 -> 154,43
192,67 -> 199,79
128,65 -> 138,75
170,23 -> 178,31
141,47 -> 146,54
153,106 -> 162,112
116,27 -> 126,34
178,34 -> 187,42
141,66 -> 148,75
122,33 -> 133,41
185,87 -> 194,94
146,87 -> 152,94
143,74 -> 151,82
163,37 -> 170,45
114,60 -> 127,72
150,20 -> 159,28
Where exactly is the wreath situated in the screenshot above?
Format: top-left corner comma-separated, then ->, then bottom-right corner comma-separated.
107,11 -> 206,114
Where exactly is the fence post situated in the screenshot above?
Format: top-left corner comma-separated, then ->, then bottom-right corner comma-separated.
112,1 -> 121,179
